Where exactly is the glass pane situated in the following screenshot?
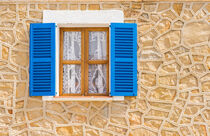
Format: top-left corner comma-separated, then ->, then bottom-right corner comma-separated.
89,31 -> 107,60
63,64 -> 81,94
63,31 -> 81,60
88,64 -> 107,94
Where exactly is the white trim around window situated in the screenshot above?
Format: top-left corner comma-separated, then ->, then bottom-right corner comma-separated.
42,10 -> 124,101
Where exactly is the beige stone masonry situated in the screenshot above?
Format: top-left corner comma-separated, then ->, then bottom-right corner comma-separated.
0,1 -> 209,136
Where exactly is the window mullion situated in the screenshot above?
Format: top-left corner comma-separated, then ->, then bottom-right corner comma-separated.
81,29 -> 85,96
84,29 -> 89,96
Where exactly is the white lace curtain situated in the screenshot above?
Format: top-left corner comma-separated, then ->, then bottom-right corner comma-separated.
88,32 -> 107,94
62,31 -> 107,94
63,32 -> 81,94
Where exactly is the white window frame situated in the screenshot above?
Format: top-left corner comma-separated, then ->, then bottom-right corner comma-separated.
42,10 -> 124,101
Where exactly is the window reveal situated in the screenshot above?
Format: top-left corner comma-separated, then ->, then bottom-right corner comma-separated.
59,28 -> 109,96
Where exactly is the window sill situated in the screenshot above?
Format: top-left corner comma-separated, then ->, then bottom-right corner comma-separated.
42,96 -> 124,101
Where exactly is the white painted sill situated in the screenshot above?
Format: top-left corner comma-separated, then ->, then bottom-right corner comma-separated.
42,96 -> 124,101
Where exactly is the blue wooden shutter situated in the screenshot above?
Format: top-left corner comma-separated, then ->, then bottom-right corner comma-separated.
110,23 -> 137,96
29,23 -> 56,96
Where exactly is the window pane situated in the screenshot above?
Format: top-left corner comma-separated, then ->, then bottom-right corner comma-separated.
63,64 -> 81,94
88,64 -> 107,94
63,31 -> 81,60
89,31 -> 107,60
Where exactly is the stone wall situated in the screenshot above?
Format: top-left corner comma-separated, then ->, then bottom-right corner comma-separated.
0,1 -> 209,136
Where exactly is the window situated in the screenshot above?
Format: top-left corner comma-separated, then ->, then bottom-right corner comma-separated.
29,22 -> 137,100
59,28 -> 109,96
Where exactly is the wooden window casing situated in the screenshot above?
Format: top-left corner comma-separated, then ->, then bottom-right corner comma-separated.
59,27 -> 109,96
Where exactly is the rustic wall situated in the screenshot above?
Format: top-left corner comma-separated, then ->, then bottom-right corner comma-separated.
0,1 -> 209,136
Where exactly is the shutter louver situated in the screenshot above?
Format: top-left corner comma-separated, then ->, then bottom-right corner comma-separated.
29,23 -> 56,96
110,23 -> 137,96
